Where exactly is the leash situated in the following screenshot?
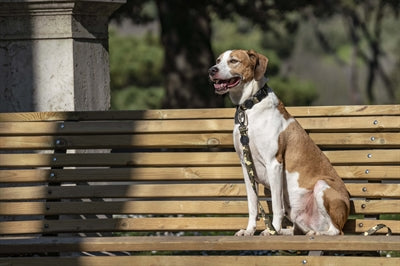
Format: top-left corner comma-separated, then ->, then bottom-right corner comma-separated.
235,84 -> 277,235
363,224 -> 392,236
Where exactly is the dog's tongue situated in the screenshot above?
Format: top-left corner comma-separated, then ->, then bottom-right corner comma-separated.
213,78 -> 240,91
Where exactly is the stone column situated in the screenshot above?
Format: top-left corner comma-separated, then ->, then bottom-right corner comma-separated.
0,0 -> 125,112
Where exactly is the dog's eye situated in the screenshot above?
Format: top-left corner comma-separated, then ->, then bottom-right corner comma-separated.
229,59 -> 239,64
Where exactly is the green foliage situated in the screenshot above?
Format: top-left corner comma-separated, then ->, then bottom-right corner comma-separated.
109,30 -> 163,90
269,77 -> 318,106
111,85 -> 164,110
109,12 -> 319,109
109,29 -> 165,110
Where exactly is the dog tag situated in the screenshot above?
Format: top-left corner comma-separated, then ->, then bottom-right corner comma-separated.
240,135 -> 249,145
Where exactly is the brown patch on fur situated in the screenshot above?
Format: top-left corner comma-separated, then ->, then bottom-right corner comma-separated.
277,100 -> 292,120
323,187 -> 350,234
275,110 -> 350,231
229,50 -> 268,82
248,50 -> 268,81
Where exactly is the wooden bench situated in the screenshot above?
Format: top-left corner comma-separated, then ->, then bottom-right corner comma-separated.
0,105 -> 399,265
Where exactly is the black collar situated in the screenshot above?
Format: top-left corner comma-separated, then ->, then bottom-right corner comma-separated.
235,84 -> 271,124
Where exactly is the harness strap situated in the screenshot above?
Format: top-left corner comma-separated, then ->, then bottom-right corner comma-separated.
236,84 -> 277,235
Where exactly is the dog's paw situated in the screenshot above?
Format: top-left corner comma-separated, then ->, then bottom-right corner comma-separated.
306,230 -> 317,236
259,230 -> 272,236
234,229 -> 255,236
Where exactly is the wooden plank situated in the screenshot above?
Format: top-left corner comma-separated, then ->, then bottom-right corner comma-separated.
347,219 -> 400,234
1,217 -> 399,235
0,105 -> 398,122
0,184 -> 249,200
0,183 -> 398,201
1,200 -> 398,216
297,116 -> 400,132
352,200 -> 400,214
324,149 -> 400,165
0,133 -> 234,149
0,256 -> 398,266
1,116 -> 398,136
0,152 -> 240,167
1,132 -> 399,150
0,166 -> 398,183
346,183 -> 400,198
0,235 -> 399,253
0,150 -> 398,167
0,167 -> 244,183
334,165 -> 400,180
0,217 -> 249,234
310,133 -> 400,148
0,201 -> 255,216
288,105 -> 400,117
0,120 -> 234,135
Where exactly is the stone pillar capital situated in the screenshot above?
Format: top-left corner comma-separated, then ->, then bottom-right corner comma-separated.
0,0 -> 125,40
0,0 -> 126,111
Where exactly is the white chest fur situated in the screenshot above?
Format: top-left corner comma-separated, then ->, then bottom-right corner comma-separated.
233,92 -> 294,188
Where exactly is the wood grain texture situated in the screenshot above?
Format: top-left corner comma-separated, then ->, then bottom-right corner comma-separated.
0,105 -> 398,122
0,183 -> 398,200
0,150 -> 398,167
0,235 -> 399,253
0,200 -> 397,216
0,256 -> 398,266
1,132 -> 399,149
0,166 -> 398,183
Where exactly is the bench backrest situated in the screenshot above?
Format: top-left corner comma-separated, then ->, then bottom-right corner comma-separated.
0,105 -> 399,237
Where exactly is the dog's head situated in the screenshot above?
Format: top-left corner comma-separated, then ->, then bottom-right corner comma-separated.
208,49 -> 268,96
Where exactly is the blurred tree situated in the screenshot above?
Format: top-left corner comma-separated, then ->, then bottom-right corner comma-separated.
308,0 -> 399,104
112,0 -> 318,108
155,0 -> 222,108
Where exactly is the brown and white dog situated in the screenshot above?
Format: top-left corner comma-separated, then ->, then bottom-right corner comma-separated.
209,49 -> 350,236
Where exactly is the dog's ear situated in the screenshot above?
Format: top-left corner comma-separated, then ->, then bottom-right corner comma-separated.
247,50 -> 268,81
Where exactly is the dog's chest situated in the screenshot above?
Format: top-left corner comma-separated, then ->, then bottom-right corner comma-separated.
233,103 -> 293,183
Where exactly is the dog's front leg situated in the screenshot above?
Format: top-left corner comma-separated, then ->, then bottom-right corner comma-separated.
235,166 -> 258,236
261,160 -> 285,235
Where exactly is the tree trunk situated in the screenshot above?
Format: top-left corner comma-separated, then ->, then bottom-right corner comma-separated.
156,0 -> 224,108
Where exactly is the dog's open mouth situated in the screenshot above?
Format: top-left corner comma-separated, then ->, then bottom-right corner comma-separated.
213,77 -> 241,94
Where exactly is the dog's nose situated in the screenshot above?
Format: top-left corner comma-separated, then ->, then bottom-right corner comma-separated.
208,66 -> 218,76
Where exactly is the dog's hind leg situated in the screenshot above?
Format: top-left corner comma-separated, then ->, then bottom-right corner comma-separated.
304,180 -> 346,236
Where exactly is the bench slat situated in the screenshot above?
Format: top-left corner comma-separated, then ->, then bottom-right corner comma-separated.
0,166 -> 398,183
0,217 -> 398,235
0,105 -> 398,122
0,200 -> 397,216
1,235 -> 399,254
0,236 -> 399,254
297,116 -> 399,132
1,183 -> 398,200
0,150 -> 398,167
0,256 -> 398,266
1,116 -> 398,136
1,132 -> 399,149
0,120 -> 233,135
